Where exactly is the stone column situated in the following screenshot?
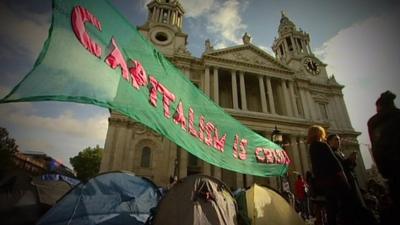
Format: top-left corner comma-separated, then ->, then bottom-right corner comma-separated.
299,137 -> 310,173
122,127 -> 134,170
334,96 -> 346,128
290,36 -> 297,53
259,76 -> 268,113
326,100 -> 337,129
266,77 -> 276,114
213,67 -> 219,104
159,9 -> 163,22
231,70 -> 239,109
202,162 -> 211,176
299,89 -> 310,119
339,96 -> 352,129
213,166 -> 221,180
112,125 -> 128,170
179,14 -> 183,28
154,8 -> 159,22
301,40 -> 308,54
281,79 -> 293,116
269,177 -> 278,190
167,10 -> 171,24
290,136 -> 302,174
152,7 -> 157,21
204,66 -> 210,96
284,39 -> 289,53
306,91 -> 317,120
315,102 -> 322,121
179,149 -> 188,179
171,11 -> 176,25
288,81 -> 299,117
236,173 -> 244,188
239,71 -> 247,110
246,175 -> 253,187
100,123 -> 116,172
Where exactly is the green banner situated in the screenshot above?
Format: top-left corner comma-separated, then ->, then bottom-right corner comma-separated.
1,0 -> 289,177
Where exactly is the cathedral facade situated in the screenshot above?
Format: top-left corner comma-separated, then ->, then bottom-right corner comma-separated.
100,0 -> 366,190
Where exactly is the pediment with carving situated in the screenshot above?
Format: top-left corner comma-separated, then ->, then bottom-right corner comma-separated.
204,45 -> 290,72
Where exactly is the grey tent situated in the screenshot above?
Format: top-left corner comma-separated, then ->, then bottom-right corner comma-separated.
37,171 -> 161,225
152,174 -> 238,225
33,174 -> 79,206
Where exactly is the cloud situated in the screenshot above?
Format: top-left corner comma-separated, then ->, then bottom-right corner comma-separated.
258,45 -> 275,57
136,0 -> 248,51
0,106 -> 108,141
0,102 -> 35,116
18,138 -> 55,151
0,1 -> 50,60
181,0 -> 214,17
137,0 -> 214,17
206,0 -> 248,47
315,9 -> 400,168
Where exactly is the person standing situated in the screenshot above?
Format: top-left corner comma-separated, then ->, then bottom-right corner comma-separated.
307,125 -> 349,225
327,134 -> 377,225
368,91 -> 400,210
295,174 -> 310,220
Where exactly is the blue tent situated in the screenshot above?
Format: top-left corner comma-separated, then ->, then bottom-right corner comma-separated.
37,171 -> 161,225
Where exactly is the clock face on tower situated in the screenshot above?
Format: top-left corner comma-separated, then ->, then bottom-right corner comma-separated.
303,57 -> 320,75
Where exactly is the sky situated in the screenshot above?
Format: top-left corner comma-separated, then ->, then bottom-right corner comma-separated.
0,0 -> 399,170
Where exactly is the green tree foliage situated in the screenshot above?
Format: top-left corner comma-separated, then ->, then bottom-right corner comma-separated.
0,127 -> 18,173
70,145 -> 103,181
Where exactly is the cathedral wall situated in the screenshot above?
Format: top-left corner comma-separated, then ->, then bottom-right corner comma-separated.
101,1 -> 367,191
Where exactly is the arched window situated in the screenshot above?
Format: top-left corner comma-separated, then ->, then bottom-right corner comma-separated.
141,146 -> 151,168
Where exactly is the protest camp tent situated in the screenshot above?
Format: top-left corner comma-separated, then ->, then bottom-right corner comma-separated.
0,171 -> 77,225
0,170 -> 44,225
152,174 -> 238,225
239,183 -> 305,225
33,174 -> 79,206
37,171 -> 161,225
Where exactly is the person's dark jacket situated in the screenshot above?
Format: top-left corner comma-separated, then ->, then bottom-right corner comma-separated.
309,141 -> 347,191
368,108 -> 400,179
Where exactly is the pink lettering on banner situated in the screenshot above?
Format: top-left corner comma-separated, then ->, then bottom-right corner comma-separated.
148,76 -> 176,118
149,76 -> 159,106
71,6 -> 102,58
239,138 -> 248,160
105,38 -> 129,80
173,101 -> 187,130
213,128 -> 226,152
265,149 -> 274,163
188,107 -> 198,137
255,147 -> 265,162
277,150 -> 285,164
128,60 -> 148,89
157,83 -> 175,118
271,150 -> 281,164
233,135 -> 247,160
282,150 -> 291,165
198,116 -> 206,142
233,135 -> 239,159
204,122 -> 215,146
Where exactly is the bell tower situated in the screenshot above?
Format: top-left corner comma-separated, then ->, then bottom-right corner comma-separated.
272,12 -> 327,78
272,12 -> 313,62
138,0 -> 189,57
